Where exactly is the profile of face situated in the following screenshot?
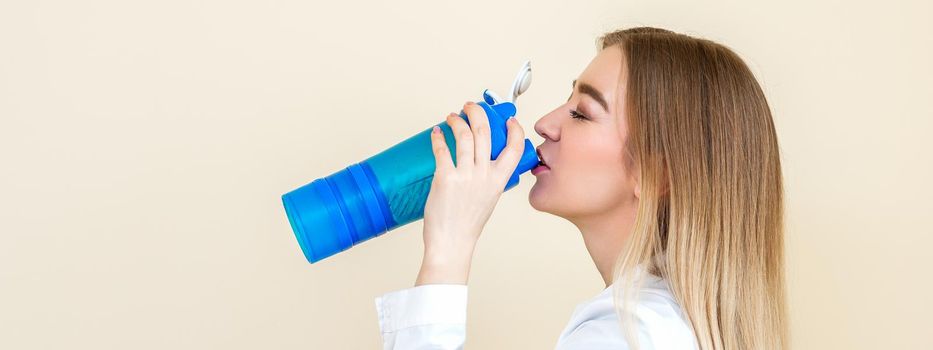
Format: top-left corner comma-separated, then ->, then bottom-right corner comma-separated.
529,46 -> 640,224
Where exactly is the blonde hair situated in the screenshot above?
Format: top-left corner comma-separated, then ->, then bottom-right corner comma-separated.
599,27 -> 788,349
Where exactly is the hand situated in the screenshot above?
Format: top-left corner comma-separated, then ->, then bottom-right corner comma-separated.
415,101 -> 526,286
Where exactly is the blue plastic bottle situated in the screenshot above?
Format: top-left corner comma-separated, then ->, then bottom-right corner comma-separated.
281,89 -> 540,264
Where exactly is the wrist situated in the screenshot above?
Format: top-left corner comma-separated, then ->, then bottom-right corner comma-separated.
415,247 -> 475,286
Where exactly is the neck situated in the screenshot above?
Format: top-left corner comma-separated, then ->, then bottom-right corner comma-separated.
569,202 -> 637,289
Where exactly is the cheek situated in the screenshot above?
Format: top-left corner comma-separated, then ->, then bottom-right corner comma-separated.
553,136 -> 632,208
567,148 -> 627,190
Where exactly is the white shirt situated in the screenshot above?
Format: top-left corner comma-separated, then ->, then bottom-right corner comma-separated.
374,271 -> 697,349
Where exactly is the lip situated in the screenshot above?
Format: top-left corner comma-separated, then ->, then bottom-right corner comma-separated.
531,164 -> 550,175
535,146 -> 549,168
533,146 -> 550,176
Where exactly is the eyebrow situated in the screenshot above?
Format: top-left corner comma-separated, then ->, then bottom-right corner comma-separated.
570,79 -> 610,113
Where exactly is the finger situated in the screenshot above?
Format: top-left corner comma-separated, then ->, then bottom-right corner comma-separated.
446,111 -> 474,171
462,101 -> 491,170
493,117 -> 525,176
430,124 -> 454,174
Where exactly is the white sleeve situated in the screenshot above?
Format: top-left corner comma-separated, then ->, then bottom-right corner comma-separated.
374,284 -> 468,350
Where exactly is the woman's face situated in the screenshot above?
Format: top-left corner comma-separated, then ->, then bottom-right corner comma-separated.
529,46 -> 639,222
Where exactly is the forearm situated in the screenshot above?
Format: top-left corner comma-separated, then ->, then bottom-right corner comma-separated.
415,235 -> 476,286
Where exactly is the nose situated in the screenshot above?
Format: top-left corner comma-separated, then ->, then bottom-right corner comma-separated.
534,108 -> 561,142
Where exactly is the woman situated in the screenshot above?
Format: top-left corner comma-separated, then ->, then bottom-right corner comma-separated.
374,26 -> 787,350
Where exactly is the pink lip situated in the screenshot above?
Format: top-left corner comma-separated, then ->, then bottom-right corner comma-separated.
535,146 -> 551,174
531,164 -> 550,175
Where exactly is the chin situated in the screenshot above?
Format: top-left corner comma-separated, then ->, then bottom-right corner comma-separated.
528,182 -> 554,214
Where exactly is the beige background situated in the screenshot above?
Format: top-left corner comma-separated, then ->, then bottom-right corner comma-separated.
1,0 -> 931,349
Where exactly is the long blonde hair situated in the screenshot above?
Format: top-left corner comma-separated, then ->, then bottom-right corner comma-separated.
600,27 -> 787,349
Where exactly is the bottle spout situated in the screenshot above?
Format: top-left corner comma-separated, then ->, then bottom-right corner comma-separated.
510,60 -> 532,103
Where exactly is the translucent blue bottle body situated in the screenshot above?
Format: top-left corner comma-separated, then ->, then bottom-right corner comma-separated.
282,91 -> 540,264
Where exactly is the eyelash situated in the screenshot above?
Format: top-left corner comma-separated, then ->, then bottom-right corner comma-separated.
569,109 -> 588,121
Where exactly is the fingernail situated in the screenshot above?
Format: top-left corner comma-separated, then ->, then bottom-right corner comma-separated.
432,126 -> 440,134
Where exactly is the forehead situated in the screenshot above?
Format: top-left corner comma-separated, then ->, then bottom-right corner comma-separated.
577,46 -> 625,112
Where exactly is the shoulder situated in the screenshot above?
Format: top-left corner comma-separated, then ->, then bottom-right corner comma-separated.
555,277 -> 697,350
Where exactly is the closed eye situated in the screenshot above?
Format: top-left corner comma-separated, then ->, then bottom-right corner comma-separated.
570,109 -> 588,121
